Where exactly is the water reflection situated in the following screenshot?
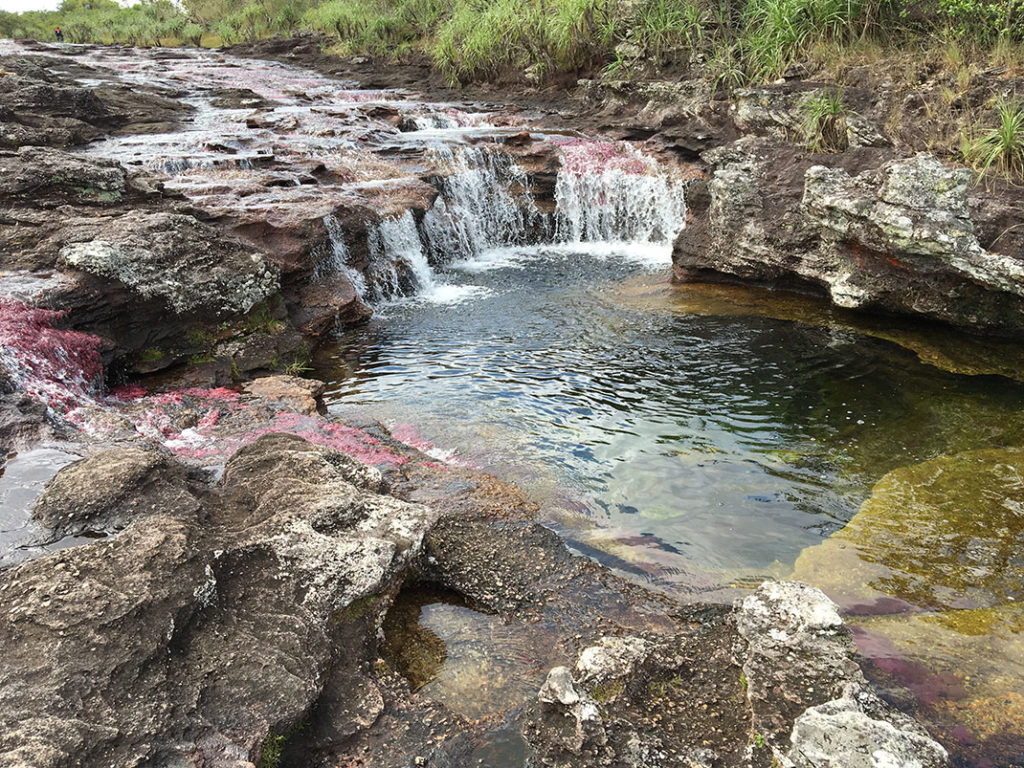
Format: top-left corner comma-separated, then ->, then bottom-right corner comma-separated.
318,251 -> 1024,589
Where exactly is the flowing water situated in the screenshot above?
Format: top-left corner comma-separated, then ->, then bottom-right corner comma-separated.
318,248 -> 1024,764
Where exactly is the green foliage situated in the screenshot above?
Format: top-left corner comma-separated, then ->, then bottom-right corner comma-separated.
255,734 -> 286,768
739,0 -> 862,80
962,96 -> 1024,182
800,86 -> 849,152
939,0 -> 1024,44
1,0 -> 1024,90
590,678 -> 626,702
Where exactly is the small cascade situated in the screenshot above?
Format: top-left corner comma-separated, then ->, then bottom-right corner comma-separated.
366,210 -> 438,301
419,145 -> 540,263
317,139 -> 686,305
404,108 -> 491,131
318,215 -> 368,298
552,139 -> 687,247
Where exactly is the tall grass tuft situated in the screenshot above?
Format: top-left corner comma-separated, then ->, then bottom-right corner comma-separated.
800,86 -> 849,152
962,97 -> 1024,182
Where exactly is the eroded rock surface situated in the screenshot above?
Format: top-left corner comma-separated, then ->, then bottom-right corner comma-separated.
673,139 -> 1024,334
0,433 -> 435,768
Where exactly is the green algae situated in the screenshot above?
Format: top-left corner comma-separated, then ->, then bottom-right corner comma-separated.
794,448 -> 1024,612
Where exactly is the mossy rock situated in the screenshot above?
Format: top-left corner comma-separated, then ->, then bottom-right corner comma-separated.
794,448 -> 1024,612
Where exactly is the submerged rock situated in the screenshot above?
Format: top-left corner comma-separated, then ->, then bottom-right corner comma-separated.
793,447 -> 1024,612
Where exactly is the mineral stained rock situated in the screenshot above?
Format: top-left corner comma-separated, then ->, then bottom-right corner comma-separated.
674,140 -> 1024,334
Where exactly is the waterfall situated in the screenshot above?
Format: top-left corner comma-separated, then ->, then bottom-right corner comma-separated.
366,211 -> 438,301
318,215 -> 367,298
552,139 -> 687,247
316,139 -> 686,305
419,145 -> 540,263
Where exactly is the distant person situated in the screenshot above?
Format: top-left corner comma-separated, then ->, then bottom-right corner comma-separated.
55,28 -> 64,43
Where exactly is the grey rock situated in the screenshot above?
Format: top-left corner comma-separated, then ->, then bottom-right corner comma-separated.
0,433 -> 435,767
735,581 -> 861,746
736,582 -> 948,767
59,211 -> 280,316
536,666 -> 606,757
788,683 -> 948,768
674,141 -> 1024,333
32,444 -> 199,541
803,154 -> 1024,299
0,146 -> 126,205
575,635 -> 650,683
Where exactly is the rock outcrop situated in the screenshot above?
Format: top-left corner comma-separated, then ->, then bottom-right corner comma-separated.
0,51 -> 189,148
673,139 -> 1024,334
527,582 -> 948,768
0,433 -> 436,767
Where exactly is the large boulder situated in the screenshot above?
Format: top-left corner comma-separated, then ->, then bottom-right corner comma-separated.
674,140 -> 1024,334
0,434 -> 436,767
59,211 -> 280,316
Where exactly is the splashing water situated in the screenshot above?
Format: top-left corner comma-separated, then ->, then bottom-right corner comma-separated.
320,139 -> 687,304
420,145 -> 541,263
553,139 -> 688,246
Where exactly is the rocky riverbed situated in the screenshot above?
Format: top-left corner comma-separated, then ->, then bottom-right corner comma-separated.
0,36 -> 1021,768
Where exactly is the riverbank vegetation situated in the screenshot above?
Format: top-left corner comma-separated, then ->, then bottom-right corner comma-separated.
4,0 -> 1024,87
4,0 -> 1024,180
6,0 -> 1024,86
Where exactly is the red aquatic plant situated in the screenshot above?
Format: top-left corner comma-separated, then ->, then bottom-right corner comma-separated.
0,297 -> 103,412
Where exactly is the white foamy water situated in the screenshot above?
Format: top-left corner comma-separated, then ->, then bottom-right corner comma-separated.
316,139 -> 685,306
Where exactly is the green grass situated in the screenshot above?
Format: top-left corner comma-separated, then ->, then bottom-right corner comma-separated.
5,0 -> 1024,93
800,86 -> 849,152
962,96 -> 1024,183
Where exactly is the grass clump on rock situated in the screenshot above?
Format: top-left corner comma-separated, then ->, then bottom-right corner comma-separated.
962,96 -> 1024,183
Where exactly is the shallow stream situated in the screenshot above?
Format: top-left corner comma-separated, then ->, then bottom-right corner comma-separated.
0,41 -> 1021,765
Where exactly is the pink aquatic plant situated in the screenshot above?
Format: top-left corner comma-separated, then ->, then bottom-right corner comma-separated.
0,297 -> 103,412
553,138 -> 649,177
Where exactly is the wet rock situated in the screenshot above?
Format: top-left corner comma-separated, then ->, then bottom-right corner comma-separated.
243,374 -> 325,416
32,444 -> 199,541
0,53 -> 189,148
59,211 -> 280,316
788,683 -> 948,768
674,140 -> 1024,334
537,666 -> 607,757
0,390 -> 52,458
576,635 -> 650,683
736,581 -> 860,745
0,433 -> 435,767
